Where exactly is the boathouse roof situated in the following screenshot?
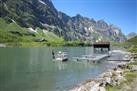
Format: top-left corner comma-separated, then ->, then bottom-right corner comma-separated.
93,41 -> 110,51
93,41 -> 110,45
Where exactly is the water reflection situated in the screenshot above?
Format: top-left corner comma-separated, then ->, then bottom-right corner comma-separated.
56,62 -> 67,71
0,47 -> 116,91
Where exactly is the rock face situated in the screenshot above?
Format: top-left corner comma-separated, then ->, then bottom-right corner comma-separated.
0,0 -> 126,42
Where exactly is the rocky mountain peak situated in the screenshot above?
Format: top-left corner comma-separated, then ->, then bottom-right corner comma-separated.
96,20 -> 109,29
0,0 -> 126,42
37,0 -> 54,8
76,14 -> 83,18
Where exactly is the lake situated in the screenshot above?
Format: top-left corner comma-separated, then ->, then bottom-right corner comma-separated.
0,47 -> 116,91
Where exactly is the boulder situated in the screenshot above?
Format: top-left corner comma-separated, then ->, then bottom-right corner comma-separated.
130,65 -> 137,71
99,87 -> 106,91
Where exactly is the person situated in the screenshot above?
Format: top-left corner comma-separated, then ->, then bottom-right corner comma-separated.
52,50 -> 55,59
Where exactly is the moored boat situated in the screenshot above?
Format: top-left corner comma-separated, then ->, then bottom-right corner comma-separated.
53,51 -> 68,62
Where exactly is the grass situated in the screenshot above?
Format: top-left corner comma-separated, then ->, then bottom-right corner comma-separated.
0,18 -> 93,47
123,36 -> 137,50
17,42 -> 46,47
106,61 -> 137,91
126,36 -> 137,45
128,48 -> 137,53
0,29 -> 19,43
128,62 -> 137,65
125,72 -> 137,82
106,71 -> 137,91
0,18 -> 66,47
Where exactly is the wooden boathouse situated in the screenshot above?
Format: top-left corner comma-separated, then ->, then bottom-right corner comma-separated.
93,42 -> 110,53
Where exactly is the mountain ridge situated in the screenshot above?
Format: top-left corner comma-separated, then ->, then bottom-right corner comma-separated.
0,0 -> 126,42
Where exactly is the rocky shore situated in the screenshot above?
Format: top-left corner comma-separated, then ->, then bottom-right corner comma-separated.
0,43 -> 6,47
69,61 -> 137,91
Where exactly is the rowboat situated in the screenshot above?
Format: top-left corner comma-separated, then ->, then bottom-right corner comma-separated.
53,51 -> 68,62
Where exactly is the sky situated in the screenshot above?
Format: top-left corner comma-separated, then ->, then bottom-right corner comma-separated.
52,0 -> 137,35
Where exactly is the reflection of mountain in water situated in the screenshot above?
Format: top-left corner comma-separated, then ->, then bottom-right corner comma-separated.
0,47 -> 118,91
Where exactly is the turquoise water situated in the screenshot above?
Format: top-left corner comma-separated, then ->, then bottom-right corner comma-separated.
0,47 -> 116,91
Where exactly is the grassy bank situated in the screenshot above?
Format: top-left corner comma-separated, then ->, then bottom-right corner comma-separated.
0,18 -> 93,47
0,18 -> 61,47
124,36 -> 137,52
114,38 -> 137,91
106,72 -> 137,91
106,62 -> 137,91
128,48 -> 137,53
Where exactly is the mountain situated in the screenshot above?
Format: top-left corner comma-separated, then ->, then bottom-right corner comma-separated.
127,32 -> 137,40
0,0 -> 126,42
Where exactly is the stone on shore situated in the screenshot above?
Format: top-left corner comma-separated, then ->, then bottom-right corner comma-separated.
69,61 -> 137,91
0,44 -> 6,47
69,67 -> 126,91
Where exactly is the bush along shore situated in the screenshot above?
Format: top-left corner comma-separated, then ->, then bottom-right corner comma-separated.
69,61 -> 137,91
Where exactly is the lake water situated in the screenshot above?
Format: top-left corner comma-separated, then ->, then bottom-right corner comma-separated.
0,47 -> 116,91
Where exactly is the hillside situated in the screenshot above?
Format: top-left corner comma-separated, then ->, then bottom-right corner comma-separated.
123,35 -> 137,53
127,32 -> 137,40
0,18 -> 64,47
0,0 -> 126,46
126,35 -> 137,45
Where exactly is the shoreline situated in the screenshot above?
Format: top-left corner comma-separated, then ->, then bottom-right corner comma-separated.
0,41 -> 93,48
69,60 -> 136,91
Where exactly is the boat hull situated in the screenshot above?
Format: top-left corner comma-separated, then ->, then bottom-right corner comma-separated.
54,57 -> 68,62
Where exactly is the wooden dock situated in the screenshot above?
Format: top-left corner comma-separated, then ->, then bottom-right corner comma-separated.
106,50 -> 131,62
73,50 -> 136,63
107,59 -> 130,62
73,54 -> 109,63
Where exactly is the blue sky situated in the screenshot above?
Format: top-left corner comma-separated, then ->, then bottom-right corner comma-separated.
52,0 -> 137,35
